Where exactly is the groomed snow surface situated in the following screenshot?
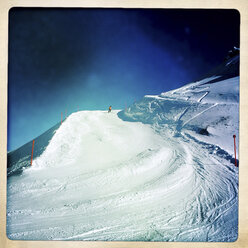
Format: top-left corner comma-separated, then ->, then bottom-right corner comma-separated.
7,76 -> 239,242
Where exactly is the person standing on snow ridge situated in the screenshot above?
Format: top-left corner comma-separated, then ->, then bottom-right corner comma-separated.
108,106 -> 112,113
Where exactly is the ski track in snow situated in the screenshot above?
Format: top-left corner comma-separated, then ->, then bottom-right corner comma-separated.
198,91 -> 209,103
7,108 -> 238,241
182,103 -> 219,127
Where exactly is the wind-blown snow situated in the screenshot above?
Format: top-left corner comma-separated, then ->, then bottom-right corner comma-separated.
7,76 -> 239,242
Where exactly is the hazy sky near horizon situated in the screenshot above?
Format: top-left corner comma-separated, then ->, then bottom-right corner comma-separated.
8,8 -> 240,151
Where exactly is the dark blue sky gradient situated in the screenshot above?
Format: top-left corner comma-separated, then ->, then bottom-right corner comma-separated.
8,8 -> 240,151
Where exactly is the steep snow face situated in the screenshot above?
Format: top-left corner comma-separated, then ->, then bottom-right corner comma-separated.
7,106 -> 238,241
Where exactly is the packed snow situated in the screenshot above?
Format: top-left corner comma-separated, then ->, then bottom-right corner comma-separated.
7,75 -> 239,242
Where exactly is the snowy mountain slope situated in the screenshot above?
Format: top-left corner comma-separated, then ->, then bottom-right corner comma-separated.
7,122 -> 61,177
118,76 -> 239,158
7,110 -> 238,241
7,54 -> 239,242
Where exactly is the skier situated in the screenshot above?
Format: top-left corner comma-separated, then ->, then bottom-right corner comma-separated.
108,106 -> 112,113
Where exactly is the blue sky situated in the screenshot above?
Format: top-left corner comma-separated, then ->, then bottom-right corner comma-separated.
8,8 -> 240,151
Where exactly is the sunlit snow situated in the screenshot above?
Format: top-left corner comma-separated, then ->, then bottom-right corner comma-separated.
7,75 -> 239,242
